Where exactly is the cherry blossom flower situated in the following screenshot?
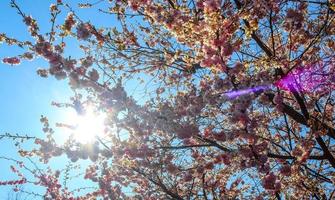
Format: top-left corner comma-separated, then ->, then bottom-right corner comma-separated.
2,57 -> 20,65
76,23 -> 92,40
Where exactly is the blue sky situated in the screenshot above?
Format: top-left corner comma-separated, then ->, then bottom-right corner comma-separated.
0,0 -> 67,197
0,0 -> 109,197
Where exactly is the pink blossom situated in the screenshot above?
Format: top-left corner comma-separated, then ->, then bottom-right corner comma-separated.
221,154 -> 231,165
196,1 -> 205,9
280,164 -> 291,176
128,0 -> 139,10
89,69 -> 99,81
221,43 -> 233,57
183,173 -> 193,182
176,124 -> 198,139
63,13 -> 76,32
2,57 -> 20,65
212,38 -> 225,47
76,23 -> 92,40
24,16 -> 33,26
81,56 -> 94,68
22,52 -> 34,60
213,131 -> 226,141
286,9 -> 304,29
262,173 -> 281,191
196,166 -> 204,174
258,162 -> 270,174
37,68 -> 49,77
34,41 -> 52,57
203,0 -> 220,11
273,93 -> 283,111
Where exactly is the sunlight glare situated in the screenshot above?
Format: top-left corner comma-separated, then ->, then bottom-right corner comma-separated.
66,106 -> 106,144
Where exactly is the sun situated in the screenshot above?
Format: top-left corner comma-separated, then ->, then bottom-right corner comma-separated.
65,105 -> 107,144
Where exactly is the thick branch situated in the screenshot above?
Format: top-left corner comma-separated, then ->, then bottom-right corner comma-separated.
289,84 -> 310,119
315,136 -> 335,168
266,93 -> 335,139
197,135 -> 232,152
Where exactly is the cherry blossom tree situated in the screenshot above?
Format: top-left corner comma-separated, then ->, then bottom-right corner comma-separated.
1,0 -> 335,199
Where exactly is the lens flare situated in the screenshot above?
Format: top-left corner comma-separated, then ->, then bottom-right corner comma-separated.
65,105 -> 106,144
224,85 -> 270,99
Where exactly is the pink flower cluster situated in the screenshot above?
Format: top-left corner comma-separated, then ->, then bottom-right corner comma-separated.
127,0 -> 151,11
76,23 -> 92,40
0,166 -> 26,186
34,39 -> 68,80
37,68 -> 49,77
202,0 -> 221,12
262,172 -> 281,191
63,142 -> 100,162
35,139 -> 62,163
176,124 -> 198,139
285,8 -> 304,29
214,153 -> 231,165
63,13 -> 76,33
24,15 -> 39,36
280,164 -> 291,176
0,179 -> 26,186
124,145 -> 154,158
2,57 -> 20,65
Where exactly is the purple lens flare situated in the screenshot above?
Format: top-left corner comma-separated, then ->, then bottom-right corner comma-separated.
224,85 -> 271,99
274,62 -> 335,93
222,61 -> 335,99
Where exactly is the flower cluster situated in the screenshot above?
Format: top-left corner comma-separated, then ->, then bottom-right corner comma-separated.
76,23 -> 92,40
61,13 -> 76,35
262,173 -> 281,191
2,57 -> 20,65
24,15 -> 39,37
